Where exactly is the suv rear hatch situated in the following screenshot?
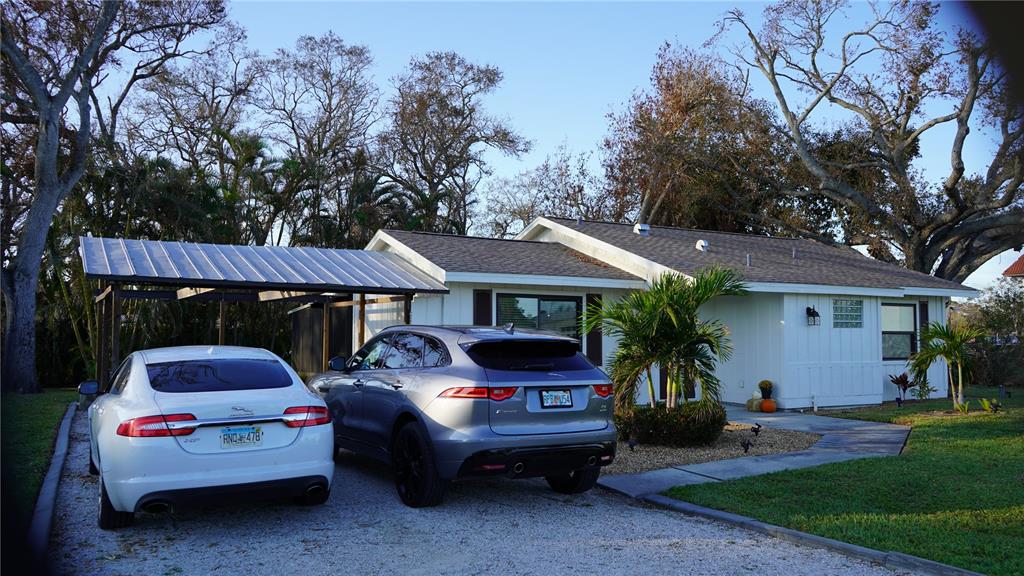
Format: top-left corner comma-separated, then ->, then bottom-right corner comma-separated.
466,339 -> 612,436
147,358 -> 308,454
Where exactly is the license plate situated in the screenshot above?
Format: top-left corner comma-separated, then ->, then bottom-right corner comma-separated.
540,389 -> 573,409
220,425 -> 263,449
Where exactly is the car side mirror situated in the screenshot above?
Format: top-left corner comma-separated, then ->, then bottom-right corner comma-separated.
328,356 -> 348,372
78,380 -> 99,396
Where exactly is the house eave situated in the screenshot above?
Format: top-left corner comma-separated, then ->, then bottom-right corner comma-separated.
444,271 -> 646,290
745,282 -> 977,298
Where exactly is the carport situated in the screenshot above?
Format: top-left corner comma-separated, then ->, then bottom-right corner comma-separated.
79,236 -> 448,381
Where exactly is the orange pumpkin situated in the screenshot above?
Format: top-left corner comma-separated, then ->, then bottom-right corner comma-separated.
760,399 -> 777,413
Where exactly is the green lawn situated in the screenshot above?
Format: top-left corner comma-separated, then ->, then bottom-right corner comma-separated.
1,389 -> 79,535
668,387 -> 1024,576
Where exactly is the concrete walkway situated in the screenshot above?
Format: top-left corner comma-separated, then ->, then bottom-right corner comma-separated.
598,406 -> 910,498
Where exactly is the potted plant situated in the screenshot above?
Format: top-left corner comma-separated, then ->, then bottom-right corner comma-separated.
758,380 -> 776,412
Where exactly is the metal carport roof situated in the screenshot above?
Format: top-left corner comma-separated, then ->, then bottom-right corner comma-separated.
79,236 -> 449,294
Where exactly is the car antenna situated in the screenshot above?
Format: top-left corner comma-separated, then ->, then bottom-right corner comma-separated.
503,322 -> 515,334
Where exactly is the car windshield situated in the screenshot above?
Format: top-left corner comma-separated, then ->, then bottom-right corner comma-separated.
146,358 -> 292,393
465,340 -> 593,371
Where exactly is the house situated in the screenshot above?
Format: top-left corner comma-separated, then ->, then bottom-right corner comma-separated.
330,217 -> 977,409
1003,253 -> 1024,278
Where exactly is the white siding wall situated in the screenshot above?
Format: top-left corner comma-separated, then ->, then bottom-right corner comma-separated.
350,248 -> 949,410
780,294 -> 950,408
781,294 -> 884,408
698,293 -> 785,405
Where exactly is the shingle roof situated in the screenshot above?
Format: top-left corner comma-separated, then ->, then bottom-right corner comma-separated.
1003,254 -> 1024,277
546,218 -> 972,292
382,230 -> 642,281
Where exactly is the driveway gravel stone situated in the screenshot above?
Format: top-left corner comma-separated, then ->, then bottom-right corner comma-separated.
50,413 -> 911,576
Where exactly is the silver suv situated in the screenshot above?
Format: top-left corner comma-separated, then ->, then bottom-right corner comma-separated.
309,325 -> 616,507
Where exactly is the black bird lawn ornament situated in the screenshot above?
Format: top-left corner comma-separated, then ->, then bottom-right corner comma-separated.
752,423 -> 762,437
741,439 -> 753,454
628,436 -> 638,452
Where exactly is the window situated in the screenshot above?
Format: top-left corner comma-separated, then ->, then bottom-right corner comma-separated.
423,336 -> 450,368
882,303 -> 917,360
106,357 -> 132,395
351,336 -> 392,371
381,333 -> 425,369
465,340 -> 593,371
496,294 -> 582,338
146,358 -> 292,393
833,299 -> 863,328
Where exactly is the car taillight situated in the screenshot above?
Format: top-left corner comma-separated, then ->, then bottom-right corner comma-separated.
593,384 -> 614,398
439,387 -> 519,401
116,414 -> 197,437
488,387 -> 518,401
284,406 -> 331,427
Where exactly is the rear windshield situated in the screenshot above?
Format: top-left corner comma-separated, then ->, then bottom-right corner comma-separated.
146,358 -> 292,393
466,340 -> 593,371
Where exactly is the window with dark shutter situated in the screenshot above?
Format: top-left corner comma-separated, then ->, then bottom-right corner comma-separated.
585,293 -> 603,366
473,289 -> 492,326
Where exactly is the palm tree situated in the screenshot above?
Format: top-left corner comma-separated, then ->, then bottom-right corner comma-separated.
583,268 -> 747,415
911,321 -> 984,409
583,289 -> 662,411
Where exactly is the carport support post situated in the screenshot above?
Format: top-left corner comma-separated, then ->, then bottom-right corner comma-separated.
403,294 -> 412,324
218,298 -> 226,345
95,282 -> 107,381
110,284 -> 121,371
358,293 -> 366,347
321,301 -> 330,371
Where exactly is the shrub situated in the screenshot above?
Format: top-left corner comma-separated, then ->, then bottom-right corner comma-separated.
912,376 -> 937,400
758,380 -> 773,400
889,372 -> 913,400
615,402 -> 727,447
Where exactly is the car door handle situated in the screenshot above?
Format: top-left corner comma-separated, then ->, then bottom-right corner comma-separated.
352,378 -> 364,387
392,381 -> 403,390
316,383 -> 332,393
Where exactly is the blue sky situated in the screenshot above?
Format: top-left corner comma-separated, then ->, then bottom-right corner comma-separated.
228,1 -> 1020,289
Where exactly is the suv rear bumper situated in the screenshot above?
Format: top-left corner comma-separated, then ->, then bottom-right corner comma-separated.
456,442 -> 616,479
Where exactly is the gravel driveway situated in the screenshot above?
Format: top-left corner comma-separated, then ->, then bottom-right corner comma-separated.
50,413 -> 909,576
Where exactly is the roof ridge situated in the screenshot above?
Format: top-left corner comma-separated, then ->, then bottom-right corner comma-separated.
547,216 -> 828,243
383,229 -> 549,245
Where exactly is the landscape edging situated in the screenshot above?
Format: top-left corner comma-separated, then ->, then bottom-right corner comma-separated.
27,402 -> 77,562
642,494 -> 985,576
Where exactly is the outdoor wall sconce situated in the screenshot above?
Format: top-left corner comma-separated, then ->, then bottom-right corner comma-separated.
806,306 -> 821,326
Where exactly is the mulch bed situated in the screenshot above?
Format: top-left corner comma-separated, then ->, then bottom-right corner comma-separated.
603,423 -> 821,475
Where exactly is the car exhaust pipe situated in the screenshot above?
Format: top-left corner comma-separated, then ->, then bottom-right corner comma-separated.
586,456 -> 597,467
305,483 -> 326,498
142,501 -> 173,515
512,462 -> 525,475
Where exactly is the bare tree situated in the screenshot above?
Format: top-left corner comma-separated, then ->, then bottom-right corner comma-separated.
479,147 -> 616,238
377,52 -> 530,235
722,0 -> 1023,281
253,32 -> 378,246
1,0 -> 225,392
128,22 -> 257,173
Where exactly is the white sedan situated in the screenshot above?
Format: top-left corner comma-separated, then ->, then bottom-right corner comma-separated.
82,346 -> 334,529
